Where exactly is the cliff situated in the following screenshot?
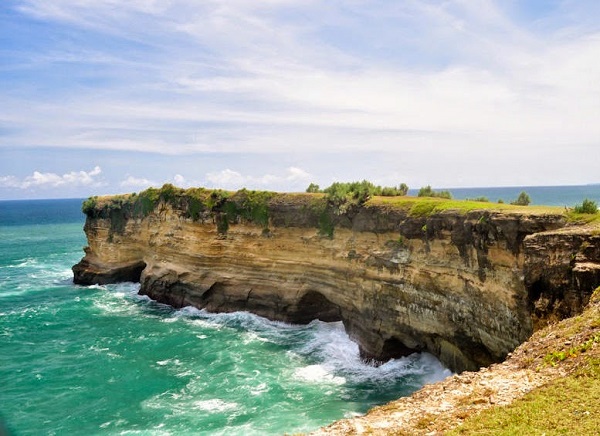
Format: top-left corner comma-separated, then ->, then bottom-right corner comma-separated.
314,287 -> 600,435
72,187 -> 600,373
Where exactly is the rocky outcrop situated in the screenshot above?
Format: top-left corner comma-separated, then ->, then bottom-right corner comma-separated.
73,192 -> 600,373
314,287 -> 600,435
524,227 -> 600,328
72,256 -> 146,285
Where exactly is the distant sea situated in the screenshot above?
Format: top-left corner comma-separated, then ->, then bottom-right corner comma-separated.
409,184 -> 600,206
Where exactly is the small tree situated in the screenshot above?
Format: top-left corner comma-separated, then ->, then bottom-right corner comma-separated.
574,198 -> 598,214
418,185 -> 452,199
511,191 -> 531,206
437,190 -> 453,199
82,196 -> 98,216
399,183 -> 409,196
418,185 -> 434,197
306,183 -> 321,193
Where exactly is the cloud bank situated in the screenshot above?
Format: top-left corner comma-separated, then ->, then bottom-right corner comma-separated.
0,166 -> 104,190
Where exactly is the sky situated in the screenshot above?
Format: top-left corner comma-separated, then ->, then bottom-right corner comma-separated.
1,0 -> 599,200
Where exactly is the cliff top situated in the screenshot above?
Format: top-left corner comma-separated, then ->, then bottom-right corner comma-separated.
83,183 -> 586,218
81,185 -> 600,238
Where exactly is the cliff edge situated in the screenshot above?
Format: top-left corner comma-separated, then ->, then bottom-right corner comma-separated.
314,286 -> 600,435
73,186 -> 600,373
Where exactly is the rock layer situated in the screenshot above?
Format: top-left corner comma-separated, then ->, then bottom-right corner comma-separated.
73,194 -> 600,373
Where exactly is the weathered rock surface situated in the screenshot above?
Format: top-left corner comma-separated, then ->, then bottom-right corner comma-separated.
72,195 -> 600,373
314,288 -> 600,435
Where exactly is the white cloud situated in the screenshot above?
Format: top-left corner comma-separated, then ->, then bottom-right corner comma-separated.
0,166 -> 104,189
0,176 -> 20,188
120,174 -> 205,190
173,174 -> 186,186
205,169 -> 247,189
120,175 -> 158,188
285,167 -> 312,182
4,1 -> 600,193
172,174 -> 204,188
204,167 -> 313,191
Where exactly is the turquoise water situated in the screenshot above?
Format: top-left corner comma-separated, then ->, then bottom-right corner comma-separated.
0,199 -> 450,435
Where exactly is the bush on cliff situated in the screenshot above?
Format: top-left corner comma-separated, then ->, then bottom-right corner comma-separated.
306,180 -> 409,214
306,181 -> 409,198
82,196 -> 98,216
226,189 -> 274,230
306,183 -> 320,193
511,191 -> 531,206
418,185 -> 452,199
322,180 -> 375,214
574,199 -> 598,214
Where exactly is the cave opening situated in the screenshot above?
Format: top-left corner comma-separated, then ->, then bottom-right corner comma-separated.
291,290 -> 342,324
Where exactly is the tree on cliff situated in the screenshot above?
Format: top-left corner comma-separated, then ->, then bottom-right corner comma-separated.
574,198 -> 598,214
306,181 -> 408,197
511,191 -> 531,206
306,183 -> 320,193
418,185 -> 452,199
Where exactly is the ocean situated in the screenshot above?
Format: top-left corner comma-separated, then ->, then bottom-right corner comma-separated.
2,184 -> 598,435
0,198 -> 449,435
410,184 -> 600,206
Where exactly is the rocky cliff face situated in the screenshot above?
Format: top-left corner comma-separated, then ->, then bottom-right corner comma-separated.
73,192 -> 600,373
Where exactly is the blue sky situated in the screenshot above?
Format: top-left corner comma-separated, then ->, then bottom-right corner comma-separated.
1,0 -> 599,199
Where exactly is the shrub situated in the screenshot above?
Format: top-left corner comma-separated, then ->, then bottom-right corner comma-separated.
398,183 -> 409,196
574,198 -> 598,214
511,191 -> 531,206
466,197 -> 490,203
321,180 -> 409,210
323,180 -> 377,211
308,180 -> 409,213
229,189 -> 274,229
318,209 -> 334,238
205,189 -> 230,210
306,183 -> 321,193
82,196 -> 98,216
418,185 -> 452,199
381,183 -> 409,196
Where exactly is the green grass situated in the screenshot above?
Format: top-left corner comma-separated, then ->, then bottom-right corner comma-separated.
369,196 -> 564,216
447,289 -> 600,435
449,359 -> 600,436
543,335 -> 600,367
566,212 -> 600,225
86,189 -> 600,241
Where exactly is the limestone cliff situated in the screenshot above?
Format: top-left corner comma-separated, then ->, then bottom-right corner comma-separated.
73,189 -> 600,373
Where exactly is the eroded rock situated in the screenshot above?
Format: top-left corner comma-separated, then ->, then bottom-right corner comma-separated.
72,196 -> 599,373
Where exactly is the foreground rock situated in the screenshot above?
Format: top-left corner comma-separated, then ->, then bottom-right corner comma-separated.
314,287 -> 600,435
73,190 -> 600,373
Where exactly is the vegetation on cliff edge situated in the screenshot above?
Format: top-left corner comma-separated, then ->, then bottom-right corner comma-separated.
418,185 -> 452,199
82,183 -> 600,240
510,191 -> 532,206
370,196 -> 558,217
82,184 -> 277,236
306,180 -> 409,216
